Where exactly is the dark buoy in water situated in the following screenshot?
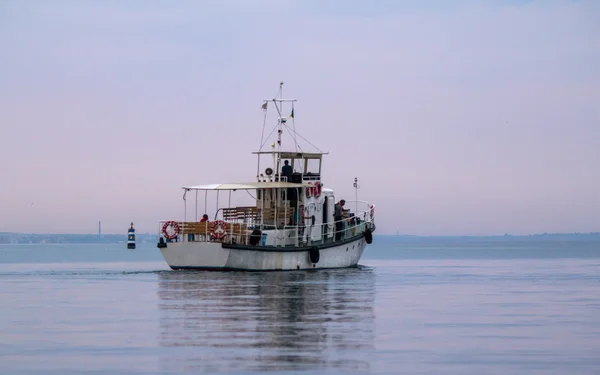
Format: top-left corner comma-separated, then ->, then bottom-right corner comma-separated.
127,222 -> 136,249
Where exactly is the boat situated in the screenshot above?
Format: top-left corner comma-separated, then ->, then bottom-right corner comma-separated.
155,83 -> 376,271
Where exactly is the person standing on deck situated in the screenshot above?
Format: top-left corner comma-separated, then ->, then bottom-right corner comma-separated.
196,214 -> 209,241
281,160 -> 292,182
282,160 -> 294,203
334,199 -> 345,241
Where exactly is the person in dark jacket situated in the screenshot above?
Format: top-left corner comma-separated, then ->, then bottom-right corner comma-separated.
334,199 -> 345,241
281,160 -> 292,181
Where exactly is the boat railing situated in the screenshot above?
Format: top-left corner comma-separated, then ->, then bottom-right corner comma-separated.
278,209 -> 375,245
265,174 -> 288,183
157,203 -> 375,246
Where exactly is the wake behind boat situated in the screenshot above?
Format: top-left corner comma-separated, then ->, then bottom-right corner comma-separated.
155,83 -> 376,271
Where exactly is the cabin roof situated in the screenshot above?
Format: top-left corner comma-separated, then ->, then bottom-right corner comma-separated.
183,181 -> 310,191
251,151 -> 327,159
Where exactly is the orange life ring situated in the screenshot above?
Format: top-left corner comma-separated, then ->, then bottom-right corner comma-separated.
162,220 -> 181,240
209,220 -> 229,240
306,182 -> 313,198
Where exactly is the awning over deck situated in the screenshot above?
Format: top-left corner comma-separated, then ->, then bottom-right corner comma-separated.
183,182 -> 310,191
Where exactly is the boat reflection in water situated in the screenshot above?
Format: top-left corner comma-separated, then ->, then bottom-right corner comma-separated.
157,268 -> 376,373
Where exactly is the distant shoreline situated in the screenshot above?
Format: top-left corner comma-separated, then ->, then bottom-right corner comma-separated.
2,232 -> 598,236
0,231 -> 598,245
0,233 -> 156,245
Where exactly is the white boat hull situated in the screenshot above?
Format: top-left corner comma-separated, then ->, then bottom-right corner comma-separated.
159,235 -> 368,271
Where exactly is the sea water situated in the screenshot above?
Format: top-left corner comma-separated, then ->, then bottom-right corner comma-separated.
0,236 -> 599,374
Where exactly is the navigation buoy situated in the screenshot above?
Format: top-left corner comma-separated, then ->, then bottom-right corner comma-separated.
127,222 -> 136,249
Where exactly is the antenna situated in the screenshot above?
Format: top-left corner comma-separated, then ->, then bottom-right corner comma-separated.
353,177 -> 359,214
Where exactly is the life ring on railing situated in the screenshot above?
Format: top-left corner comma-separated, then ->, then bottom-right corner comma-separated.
162,221 -> 181,241
209,220 -> 229,240
313,182 -> 322,197
370,204 -> 375,219
306,182 -> 313,198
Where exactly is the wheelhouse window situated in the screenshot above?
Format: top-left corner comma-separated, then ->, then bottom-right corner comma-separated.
291,158 -> 304,174
304,158 -> 321,180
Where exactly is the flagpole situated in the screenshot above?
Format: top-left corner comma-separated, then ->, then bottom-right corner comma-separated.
353,177 -> 359,214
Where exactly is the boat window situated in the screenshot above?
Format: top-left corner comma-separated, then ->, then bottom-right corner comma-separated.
292,158 -> 304,174
305,159 -> 321,175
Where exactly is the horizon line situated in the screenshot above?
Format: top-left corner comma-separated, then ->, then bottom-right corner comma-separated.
2,231 -> 599,238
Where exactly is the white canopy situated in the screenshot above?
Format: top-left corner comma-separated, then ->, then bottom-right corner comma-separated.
251,151 -> 327,159
182,182 -> 310,191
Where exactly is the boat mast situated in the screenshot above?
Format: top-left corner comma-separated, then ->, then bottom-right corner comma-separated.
277,81 -> 283,155
272,82 -> 297,181
258,82 -> 298,182
276,82 -> 283,181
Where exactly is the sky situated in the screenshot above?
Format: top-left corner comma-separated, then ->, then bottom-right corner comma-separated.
1,0 -> 599,236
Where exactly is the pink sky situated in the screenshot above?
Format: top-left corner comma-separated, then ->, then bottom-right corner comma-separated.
1,0 -> 599,235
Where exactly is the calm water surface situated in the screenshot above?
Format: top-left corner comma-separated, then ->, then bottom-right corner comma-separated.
1,236 -> 599,374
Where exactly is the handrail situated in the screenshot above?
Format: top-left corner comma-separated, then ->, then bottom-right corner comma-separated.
213,207 -> 224,221
158,204 -> 375,246
343,200 -> 371,206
